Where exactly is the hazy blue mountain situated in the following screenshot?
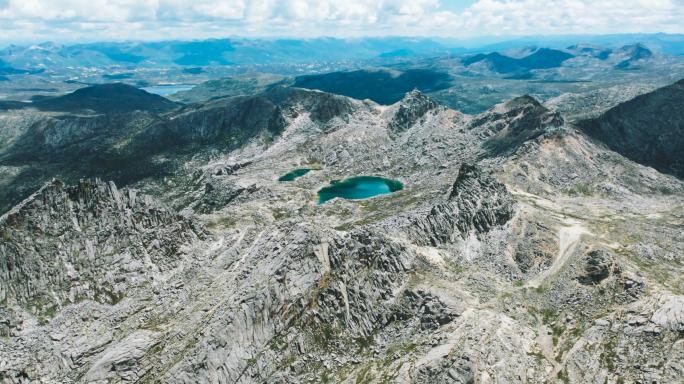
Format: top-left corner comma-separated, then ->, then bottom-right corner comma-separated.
614,44 -> 654,69
463,48 -> 575,73
172,39 -> 235,65
566,44 -> 611,59
86,43 -> 146,63
31,83 -> 178,114
0,37 -> 454,69
459,33 -> 684,55
293,68 -> 452,104
0,58 -> 33,75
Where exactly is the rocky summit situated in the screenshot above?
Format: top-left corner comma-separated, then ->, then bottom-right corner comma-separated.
0,74 -> 683,384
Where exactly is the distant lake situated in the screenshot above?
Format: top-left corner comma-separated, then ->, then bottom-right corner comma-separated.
141,85 -> 194,96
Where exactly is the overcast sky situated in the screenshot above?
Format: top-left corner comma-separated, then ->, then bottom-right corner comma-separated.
1,0 -> 683,44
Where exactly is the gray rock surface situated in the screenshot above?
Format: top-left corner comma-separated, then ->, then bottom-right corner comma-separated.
0,85 -> 682,383
580,78 -> 684,178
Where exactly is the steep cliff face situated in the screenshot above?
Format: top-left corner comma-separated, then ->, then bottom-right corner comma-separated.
409,164 -> 515,246
135,95 -> 287,152
580,78 -> 684,178
388,90 -> 439,134
0,110 -> 167,213
1,112 -> 158,163
148,167 -> 513,383
266,86 -> 356,124
478,95 -> 565,155
0,82 -> 682,384
0,179 -> 204,316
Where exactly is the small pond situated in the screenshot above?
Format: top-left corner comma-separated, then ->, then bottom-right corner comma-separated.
278,168 -> 312,182
317,176 -> 403,204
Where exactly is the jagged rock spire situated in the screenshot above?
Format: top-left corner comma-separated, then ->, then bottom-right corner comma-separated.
388,89 -> 439,133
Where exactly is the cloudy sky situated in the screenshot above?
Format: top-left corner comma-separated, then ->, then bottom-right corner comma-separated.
0,0 -> 683,44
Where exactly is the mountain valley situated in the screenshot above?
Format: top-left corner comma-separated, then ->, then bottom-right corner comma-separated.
0,53 -> 682,383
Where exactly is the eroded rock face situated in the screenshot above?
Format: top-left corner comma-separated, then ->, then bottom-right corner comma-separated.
409,164 -> 515,246
196,180 -> 258,214
0,179 -> 205,316
85,329 -> 160,382
512,221 -> 555,275
651,295 -> 684,332
136,95 -> 287,152
479,95 -> 564,154
580,79 -> 684,178
388,90 -> 439,133
577,249 -> 613,285
266,86 -> 356,124
0,85 -> 682,384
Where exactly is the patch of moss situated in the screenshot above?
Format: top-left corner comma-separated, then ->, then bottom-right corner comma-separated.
271,208 -> 290,220
312,322 -> 337,349
206,216 -> 237,230
600,337 -> 618,372
557,369 -> 570,383
355,364 -> 375,384
551,323 -> 566,346
567,182 -> 594,196
354,335 -> 374,352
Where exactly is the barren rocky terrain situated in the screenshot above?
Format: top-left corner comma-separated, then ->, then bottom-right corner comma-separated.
0,76 -> 682,383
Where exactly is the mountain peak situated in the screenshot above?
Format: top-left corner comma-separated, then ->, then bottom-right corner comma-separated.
388,89 -> 439,133
580,78 -> 684,178
503,95 -> 544,110
401,88 -> 431,102
463,49 -> 574,74
33,83 -> 178,114
482,95 -> 564,154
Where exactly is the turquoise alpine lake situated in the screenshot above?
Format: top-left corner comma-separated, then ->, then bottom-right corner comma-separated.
278,168 -> 312,181
317,176 -> 404,204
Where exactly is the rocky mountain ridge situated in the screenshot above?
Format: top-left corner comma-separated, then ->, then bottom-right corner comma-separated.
579,78 -> 684,178
0,178 -> 204,316
0,79 -> 682,383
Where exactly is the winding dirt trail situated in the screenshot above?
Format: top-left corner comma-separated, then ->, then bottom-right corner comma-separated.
525,218 -> 589,289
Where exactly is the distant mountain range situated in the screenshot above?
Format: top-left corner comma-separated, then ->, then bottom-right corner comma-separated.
462,48 -> 575,74
0,38 -> 453,70
462,44 -> 657,75
1,83 -> 178,114
0,34 -> 682,72
293,68 -> 452,105
0,58 -> 41,75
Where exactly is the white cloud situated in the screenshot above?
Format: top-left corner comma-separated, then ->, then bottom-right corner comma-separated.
0,0 -> 682,43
